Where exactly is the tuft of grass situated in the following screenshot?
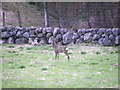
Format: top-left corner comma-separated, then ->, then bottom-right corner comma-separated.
8,51 -> 16,53
81,51 -> 86,54
115,50 -> 120,53
106,58 -> 110,60
26,47 -> 33,50
18,65 -> 26,69
18,47 -> 24,51
90,62 -> 99,65
110,51 -> 114,54
95,51 -> 101,54
8,61 -> 14,64
41,67 -> 47,70
11,67 -> 15,69
13,53 -> 19,56
7,44 -> 15,48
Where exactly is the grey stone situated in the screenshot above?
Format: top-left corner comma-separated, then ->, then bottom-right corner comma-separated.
98,28 -> 106,35
45,27 -> 54,33
102,34 -> 106,37
106,28 -> 113,35
40,37 -> 48,44
98,38 -> 103,45
0,27 -> 6,32
77,29 -> 83,36
4,26 -> 15,31
8,37 -> 14,44
1,32 -> 10,38
92,28 -> 99,32
46,33 -> 52,38
112,28 -> 119,36
92,40 -> 98,44
77,29 -> 82,33
34,29 -> 39,34
30,30 -> 35,35
84,33 -> 92,43
48,36 -> 53,44
10,32 -> 14,36
37,33 -> 43,38
63,32 -> 73,44
37,28 -> 43,33
30,35 -> 36,38
39,40 -> 46,45
42,28 -> 47,35
0,39 -> 6,44
91,31 -> 97,36
86,29 -> 92,33
23,32 -> 30,39
81,29 -> 86,34
105,35 -> 109,40
55,34 -> 62,42
16,31 -> 22,37
76,38 -> 84,44
53,28 -> 60,37
30,27 -> 37,30
17,27 -> 25,31
56,34 -> 62,39
60,28 -> 68,35
72,33 -> 79,40
15,38 -> 28,44
103,38 -> 112,46
92,34 -> 100,40
115,35 -> 120,45
109,34 -> 115,41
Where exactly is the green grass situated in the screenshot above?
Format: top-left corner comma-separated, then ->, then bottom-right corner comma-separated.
6,44 -> 15,48
1,44 -> 119,88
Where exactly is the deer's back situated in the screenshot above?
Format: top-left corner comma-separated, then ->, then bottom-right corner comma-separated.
54,45 -> 68,53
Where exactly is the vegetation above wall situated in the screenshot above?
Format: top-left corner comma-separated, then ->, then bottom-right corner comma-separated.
1,2 -> 118,28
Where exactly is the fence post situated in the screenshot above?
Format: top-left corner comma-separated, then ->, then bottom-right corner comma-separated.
2,11 -> 5,27
2,2 -> 5,27
17,11 -> 22,27
44,2 -> 49,27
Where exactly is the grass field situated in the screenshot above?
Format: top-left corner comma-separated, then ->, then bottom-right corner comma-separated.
0,44 -> 119,88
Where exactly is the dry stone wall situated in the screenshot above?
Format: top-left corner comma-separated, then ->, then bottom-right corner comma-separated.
0,26 -> 120,46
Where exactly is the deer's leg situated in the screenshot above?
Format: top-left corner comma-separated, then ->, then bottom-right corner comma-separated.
55,52 -> 58,60
64,51 -> 70,61
58,53 -> 59,60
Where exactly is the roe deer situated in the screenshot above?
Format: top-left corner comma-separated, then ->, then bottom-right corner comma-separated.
52,41 -> 70,61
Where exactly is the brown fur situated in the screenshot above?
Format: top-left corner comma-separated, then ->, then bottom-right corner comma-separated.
52,42 -> 70,61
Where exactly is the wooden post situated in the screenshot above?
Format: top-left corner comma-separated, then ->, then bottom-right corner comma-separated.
2,2 -> 5,27
2,11 -> 5,27
17,11 -> 22,27
44,2 -> 49,27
